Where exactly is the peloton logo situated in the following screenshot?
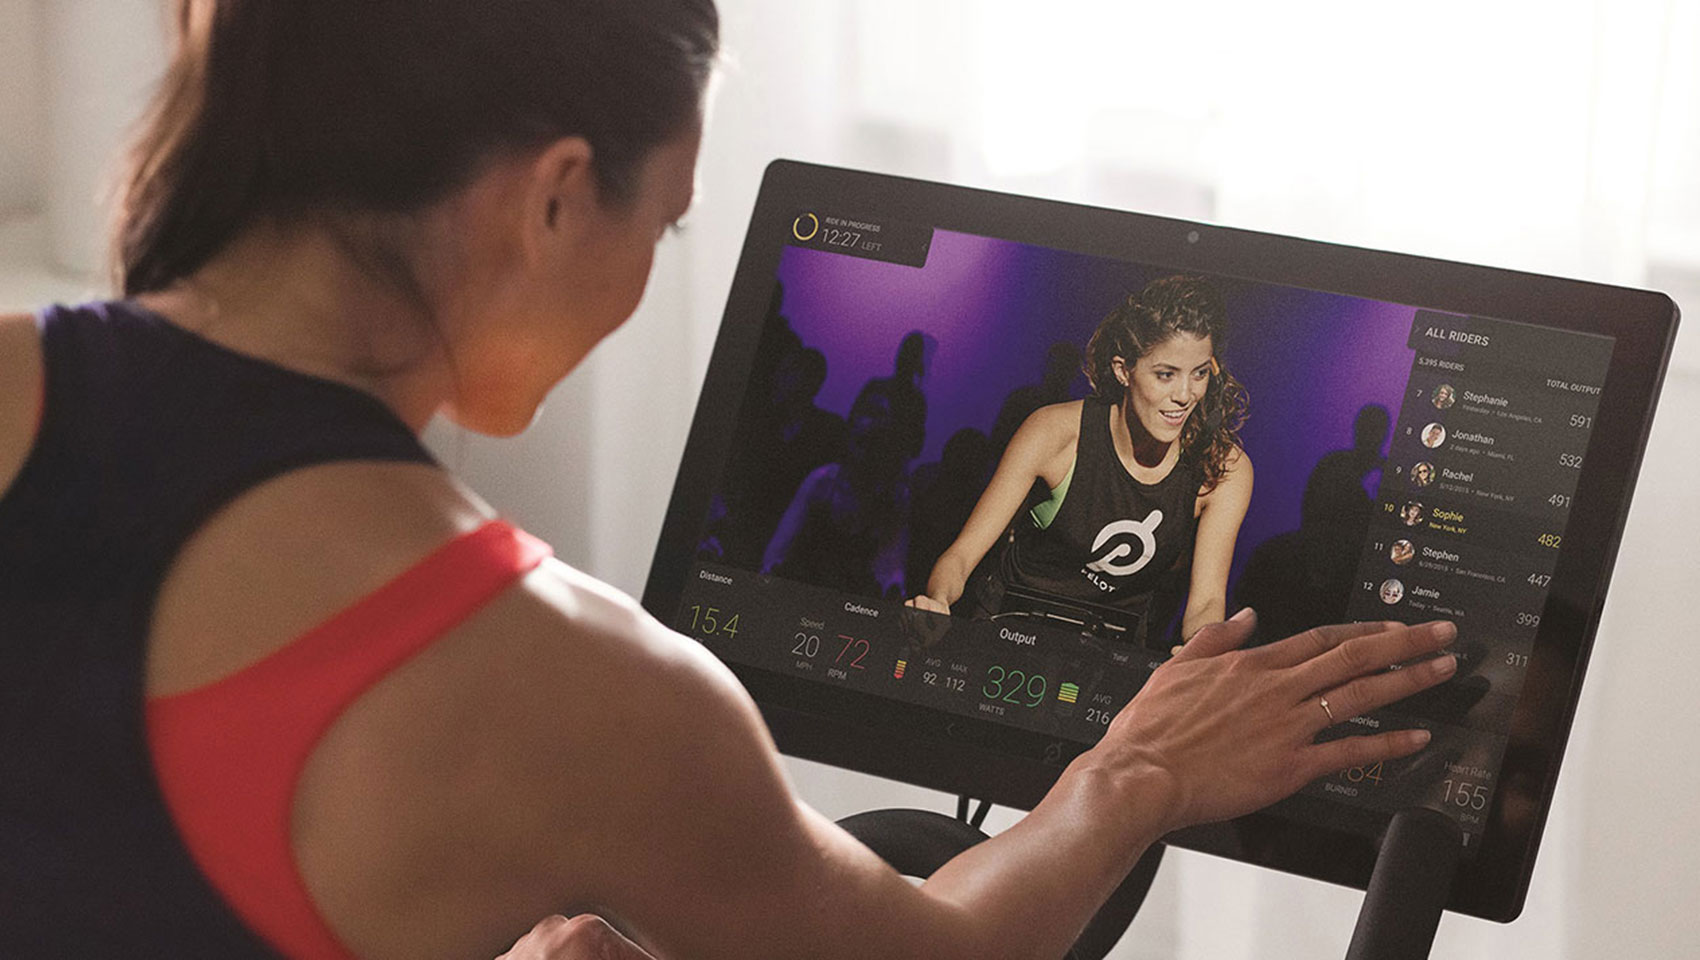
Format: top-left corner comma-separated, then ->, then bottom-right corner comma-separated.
1084,512 -> 1164,584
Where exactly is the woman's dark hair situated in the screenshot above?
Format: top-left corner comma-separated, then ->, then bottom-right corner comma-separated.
115,0 -> 719,296
1084,274 -> 1250,493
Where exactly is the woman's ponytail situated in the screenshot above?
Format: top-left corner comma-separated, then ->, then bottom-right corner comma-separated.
113,0 -> 719,296
116,1 -> 298,295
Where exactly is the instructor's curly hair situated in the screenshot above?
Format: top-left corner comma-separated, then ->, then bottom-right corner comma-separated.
1084,275 -> 1250,494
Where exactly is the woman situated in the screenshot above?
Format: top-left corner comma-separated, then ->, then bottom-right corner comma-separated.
911,276 -> 1253,648
0,3 -> 1457,958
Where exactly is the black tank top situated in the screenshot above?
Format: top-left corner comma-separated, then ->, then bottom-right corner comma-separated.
1000,397 -> 1200,611
0,301 -> 432,957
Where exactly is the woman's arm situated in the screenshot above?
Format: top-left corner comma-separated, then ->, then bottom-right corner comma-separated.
573,604 -> 1181,960
0,314 -> 43,500
232,455 -> 1458,959
911,403 -> 1076,613
1180,447 -> 1254,642
207,455 -> 1451,960
411,581 -> 1455,960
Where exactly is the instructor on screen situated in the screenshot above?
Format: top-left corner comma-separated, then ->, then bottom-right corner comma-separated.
909,275 -> 1253,646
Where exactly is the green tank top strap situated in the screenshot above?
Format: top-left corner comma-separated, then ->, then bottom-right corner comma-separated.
1029,459 -> 1076,530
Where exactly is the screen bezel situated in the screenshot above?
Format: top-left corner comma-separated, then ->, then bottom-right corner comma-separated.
642,160 -> 1681,922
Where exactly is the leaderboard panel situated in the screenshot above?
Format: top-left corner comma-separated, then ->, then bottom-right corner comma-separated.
1311,310 -> 1610,843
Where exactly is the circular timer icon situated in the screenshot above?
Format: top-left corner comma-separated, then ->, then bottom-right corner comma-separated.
792,212 -> 820,242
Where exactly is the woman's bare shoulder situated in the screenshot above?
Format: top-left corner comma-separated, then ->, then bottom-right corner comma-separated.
1028,398 -> 1084,428
1015,400 -> 1083,447
1224,443 -> 1252,478
1219,442 -> 1251,473
296,543 -> 780,958
1008,400 -> 1085,474
0,313 -> 43,498
1200,444 -> 1254,504
147,457 -> 494,695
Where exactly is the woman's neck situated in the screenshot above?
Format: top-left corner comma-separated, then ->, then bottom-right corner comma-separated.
134,221 -> 456,432
1111,401 -> 1177,472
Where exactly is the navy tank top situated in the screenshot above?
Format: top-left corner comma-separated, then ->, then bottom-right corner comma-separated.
999,397 -> 1200,613
0,301 -> 432,957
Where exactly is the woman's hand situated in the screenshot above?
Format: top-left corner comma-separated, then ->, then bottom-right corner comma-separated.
497,915 -> 657,960
1099,608 -> 1457,834
905,594 -> 950,614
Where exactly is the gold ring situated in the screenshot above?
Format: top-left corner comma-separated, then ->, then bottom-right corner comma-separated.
1318,696 -> 1336,723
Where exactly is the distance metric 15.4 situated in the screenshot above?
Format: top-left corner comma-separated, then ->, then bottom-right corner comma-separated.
686,604 -> 740,641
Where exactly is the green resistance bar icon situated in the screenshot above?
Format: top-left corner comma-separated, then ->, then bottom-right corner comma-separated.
1058,682 -> 1079,704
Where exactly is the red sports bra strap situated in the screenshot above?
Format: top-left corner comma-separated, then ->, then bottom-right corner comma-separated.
148,519 -> 552,960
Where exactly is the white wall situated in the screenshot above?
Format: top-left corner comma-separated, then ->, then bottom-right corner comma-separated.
1564,371 -> 1700,958
0,0 -> 167,305
38,0 -> 170,276
2,1 -> 1696,957
0,0 -> 44,217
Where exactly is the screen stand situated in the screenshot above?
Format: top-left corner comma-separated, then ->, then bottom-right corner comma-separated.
835,806 -> 1164,960
837,804 -> 1460,960
1343,807 -> 1463,960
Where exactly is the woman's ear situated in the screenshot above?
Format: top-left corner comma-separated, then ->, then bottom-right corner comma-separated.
1111,356 -> 1131,387
522,136 -> 597,262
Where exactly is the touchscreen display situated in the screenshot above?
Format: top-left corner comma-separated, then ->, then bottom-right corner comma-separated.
672,215 -> 1613,849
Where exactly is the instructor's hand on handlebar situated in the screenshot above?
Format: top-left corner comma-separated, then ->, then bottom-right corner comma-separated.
905,594 -> 951,615
1102,608 -> 1456,834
